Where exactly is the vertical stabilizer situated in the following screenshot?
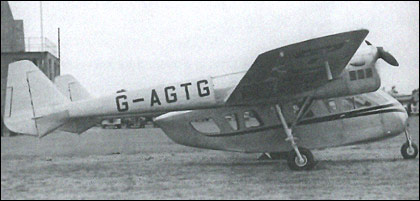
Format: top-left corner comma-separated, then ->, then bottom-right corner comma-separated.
54,75 -> 92,101
4,60 -> 70,137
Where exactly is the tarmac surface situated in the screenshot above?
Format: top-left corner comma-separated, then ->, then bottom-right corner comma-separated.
1,116 -> 419,199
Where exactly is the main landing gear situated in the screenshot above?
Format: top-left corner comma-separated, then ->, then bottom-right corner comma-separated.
274,97 -> 316,171
401,129 -> 418,159
287,147 -> 316,171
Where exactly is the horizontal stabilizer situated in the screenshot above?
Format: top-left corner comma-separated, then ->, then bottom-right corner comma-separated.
35,111 -> 70,138
59,117 -> 99,134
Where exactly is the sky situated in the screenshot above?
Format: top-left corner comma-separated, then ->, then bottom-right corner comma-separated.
8,1 -> 420,96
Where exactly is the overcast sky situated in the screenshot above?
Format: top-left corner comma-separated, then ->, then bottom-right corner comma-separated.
9,1 -> 419,96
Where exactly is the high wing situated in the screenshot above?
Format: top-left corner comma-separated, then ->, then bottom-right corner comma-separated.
226,29 -> 369,105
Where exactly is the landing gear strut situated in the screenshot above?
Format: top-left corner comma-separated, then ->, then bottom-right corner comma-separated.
401,129 -> 418,159
274,98 -> 316,170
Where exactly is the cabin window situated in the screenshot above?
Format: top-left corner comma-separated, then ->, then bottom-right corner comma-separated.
341,97 -> 356,111
290,100 -> 315,119
303,109 -> 315,119
354,96 -> 372,109
365,68 -> 373,78
349,71 -> 357,81
357,69 -> 365,79
225,113 -> 239,131
190,118 -> 221,134
327,100 -> 337,113
292,104 -> 300,115
244,111 -> 262,128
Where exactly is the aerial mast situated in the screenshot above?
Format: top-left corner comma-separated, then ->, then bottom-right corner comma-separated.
40,1 -> 44,52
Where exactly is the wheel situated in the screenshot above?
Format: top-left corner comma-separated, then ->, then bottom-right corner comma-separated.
287,147 -> 315,171
401,142 -> 418,159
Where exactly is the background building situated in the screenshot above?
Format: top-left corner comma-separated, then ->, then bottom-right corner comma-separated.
1,1 -> 60,136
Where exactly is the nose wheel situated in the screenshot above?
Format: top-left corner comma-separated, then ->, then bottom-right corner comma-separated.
401,130 -> 418,159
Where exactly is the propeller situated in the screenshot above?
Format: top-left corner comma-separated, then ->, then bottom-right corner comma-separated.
365,40 -> 399,66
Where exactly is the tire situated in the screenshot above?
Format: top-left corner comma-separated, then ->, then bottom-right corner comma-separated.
287,147 -> 315,171
401,142 -> 418,159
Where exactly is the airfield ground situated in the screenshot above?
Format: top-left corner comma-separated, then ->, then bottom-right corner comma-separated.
1,116 -> 419,199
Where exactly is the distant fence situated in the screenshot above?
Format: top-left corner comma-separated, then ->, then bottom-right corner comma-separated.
25,37 -> 58,57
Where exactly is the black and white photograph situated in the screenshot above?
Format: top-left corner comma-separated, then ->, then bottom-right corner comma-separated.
1,1 -> 419,200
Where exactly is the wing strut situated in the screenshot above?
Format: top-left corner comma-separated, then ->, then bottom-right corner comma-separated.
324,61 -> 333,80
291,97 -> 313,129
274,96 -> 315,170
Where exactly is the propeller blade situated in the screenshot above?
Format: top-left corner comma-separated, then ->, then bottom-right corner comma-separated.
364,40 -> 399,66
378,47 -> 399,66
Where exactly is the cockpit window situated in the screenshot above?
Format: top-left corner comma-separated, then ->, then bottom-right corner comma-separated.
225,114 -> 239,131
191,118 -> 221,134
349,71 -> 357,81
244,111 -> 262,128
357,69 -> 365,79
365,68 -> 373,78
